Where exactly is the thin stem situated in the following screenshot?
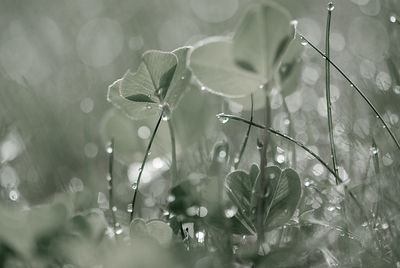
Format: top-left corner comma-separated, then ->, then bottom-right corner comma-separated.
219,113 -> 342,183
107,138 -> 118,235
299,34 -> 400,152
219,113 -> 369,224
282,98 -> 296,168
234,94 -> 254,169
167,119 -> 178,181
324,7 -> 339,184
256,92 -> 271,248
130,112 -> 163,222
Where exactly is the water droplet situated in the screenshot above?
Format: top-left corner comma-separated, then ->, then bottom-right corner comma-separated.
115,226 -> 123,235
181,76 -> 185,80
127,204 -> 133,213
233,156 -> 239,164
146,104 -> 152,109
393,85 -> 400,94
224,206 -> 238,218
369,147 -> 379,155
138,126 -> 151,139
161,103 -> 171,121
350,83 -> 354,88
106,174 -> 112,182
195,231 -> 205,243
276,154 -> 285,164
300,36 -> 307,46
167,194 -> 175,203
390,16 -> 397,23
9,190 -> 19,201
186,206 -> 199,216
131,182 -> 138,190
256,139 -> 263,150
111,206 -> 117,212
147,151 -> 151,156
258,84 -> 264,89
200,86 -> 206,91
327,205 -> 335,212
381,222 -> 389,230
216,113 -> 229,124
199,206 -> 208,217
327,2 -> 335,11
218,150 -> 227,160
106,145 -> 113,154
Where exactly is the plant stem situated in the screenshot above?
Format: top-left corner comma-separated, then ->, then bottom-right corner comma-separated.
167,119 -> 178,181
282,98 -> 296,168
107,138 -> 118,235
299,34 -> 400,152
234,94 -> 254,169
130,113 -> 163,222
218,113 -> 342,183
324,7 -> 339,184
256,90 -> 271,248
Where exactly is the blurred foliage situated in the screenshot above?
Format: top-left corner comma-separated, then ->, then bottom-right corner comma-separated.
0,0 -> 400,267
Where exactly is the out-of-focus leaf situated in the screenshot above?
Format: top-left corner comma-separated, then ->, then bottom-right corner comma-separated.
130,218 -> 173,246
278,38 -> 304,97
189,38 -> 265,98
233,3 -> 294,82
189,3 -> 294,99
100,108 -> 170,163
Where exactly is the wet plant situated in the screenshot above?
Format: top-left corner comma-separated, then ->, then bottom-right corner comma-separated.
0,1 -> 400,268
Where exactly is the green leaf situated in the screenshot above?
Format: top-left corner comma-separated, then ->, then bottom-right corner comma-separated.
189,3 -> 294,98
263,168 -> 302,230
277,38 -> 304,97
130,219 -> 173,246
164,47 -> 192,110
225,165 -> 302,234
120,50 -> 177,101
107,79 -> 160,120
233,3 -> 294,81
126,93 -> 157,103
189,38 -> 265,98
225,164 -> 260,234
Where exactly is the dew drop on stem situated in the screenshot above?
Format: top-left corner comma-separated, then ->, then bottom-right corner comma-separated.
216,113 -> 229,124
131,182 -> 138,190
327,2 -> 335,11
300,36 -> 307,46
390,16 -> 397,23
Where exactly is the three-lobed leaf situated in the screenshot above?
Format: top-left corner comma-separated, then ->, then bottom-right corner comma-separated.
225,165 -> 302,234
189,3 -> 295,98
107,47 -> 191,120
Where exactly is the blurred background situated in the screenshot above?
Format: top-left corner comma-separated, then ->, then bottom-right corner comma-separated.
0,0 -> 399,219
